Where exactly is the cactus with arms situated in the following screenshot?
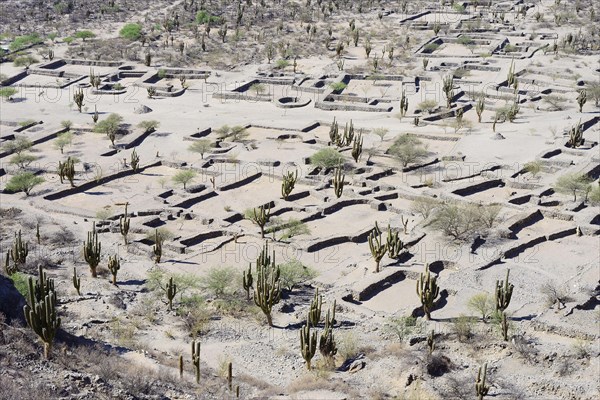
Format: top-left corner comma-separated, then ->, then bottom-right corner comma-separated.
249,204 -> 271,238
242,263 -> 253,300
23,267 -> 60,359
308,288 -> 322,327
253,245 -> 281,326
107,255 -> 120,285
281,169 -> 297,200
192,340 -> 201,383
119,204 -> 130,245
495,269 -> 513,312
166,276 -> 177,310
83,222 -> 101,277
442,75 -> 454,108
386,224 -> 405,259
368,222 -> 388,273
10,230 -> 28,267
476,95 -> 485,123
475,363 -> 490,400
333,167 -> 345,198
74,88 -> 84,112
300,316 -> 317,370
351,131 -> 363,162
131,148 -> 140,172
567,119 -> 583,148
400,89 -> 408,117
577,90 -> 587,112
58,157 -> 76,187
319,300 -> 337,366
416,264 -> 439,320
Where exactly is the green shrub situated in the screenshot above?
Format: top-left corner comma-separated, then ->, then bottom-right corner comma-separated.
275,59 -> 290,69
310,148 -> 345,169
9,34 -> 41,51
196,11 -> 221,25
452,314 -> 476,342
119,23 -> 142,41
329,82 -> 347,92
385,316 -> 426,341
278,259 -> 317,291
467,293 -> 493,321
74,30 -> 96,41
0,87 -> 18,99
200,266 -> 238,298
10,272 -> 29,297
5,172 -> 44,195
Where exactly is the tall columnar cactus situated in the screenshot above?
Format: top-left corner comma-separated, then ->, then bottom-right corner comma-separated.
475,95 -> 485,123
119,204 -> 130,245
300,316 -> 317,370
23,267 -> 60,359
416,264 -> 439,320
131,148 -> 140,172
329,117 -> 339,145
368,222 -> 388,273
5,251 -> 17,275
36,222 -> 41,244
281,169 -> 298,200
442,75 -> 454,108
10,230 -> 28,266
72,267 -> 81,295
253,247 -> 281,326
500,311 -> 509,341
319,300 -> 337,366
250,204 -> 271,238
166,276 -> 177,310
351,132 -> 363,162
32,264 -> 54,302
333,167 -> 345,199
308,288 -> 322,327
192,340 -> 201,383
92,105 -> 99,124
475,363 -> 490,400
179,354 -> 183,379
495,269 -> 513,312
400,89 -> 408,117
227,362 -> 233,391
577,90 -> 587,112
427,330 -> 435,354
107,255 -> 120,286
74,88 -> 85,112
83,222 -> 101,277
58,157 -> 76,187
507,59 -> 516,88
567,119 -> 583,148
153,229 -> 163,263
242,263 -> 253,300
386,224 -> 405,259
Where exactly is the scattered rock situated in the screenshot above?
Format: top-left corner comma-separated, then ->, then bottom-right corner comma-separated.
134,104 -> 153,114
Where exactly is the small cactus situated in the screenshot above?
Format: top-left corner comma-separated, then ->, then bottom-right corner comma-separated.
192,340 -> 201,383
442,75 -> 454,108
427,330 -> 435,354
576,90 -> 587,112
308,288 -> 322,327
248,204 -> 271,238
567,119 -> 583,148
333,167 -> 345,198
400,89 -> 409,117
166,276 -> 177,310
153,229 -> 163,263
83,222 -> 101,277
475,363 -> 490,400
351,131 -> 363,162
416,264 -> 439,320
500,311 -> 509,341
10,230 -> 28,267
368,222 -> 387,273
319,300 -> 337,366
281,169 -> 297,200
300,316 -> 317,370
74,88 -> 85,112
495,269 -> 513,312
72,267 -> 81,295
386,224 -> 405,259
242,263 -> 253,300
179,354 -> 183,379
227,362 -> 232,391
476,95 -> 485,123
58,157 -> 76,187
107,255 -> 120,286
131,148 -> 140,173
119,203 -> 130,245
92,105 -> 99,124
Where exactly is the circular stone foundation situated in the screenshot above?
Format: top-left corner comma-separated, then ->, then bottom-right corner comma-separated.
276,97 -> 311,108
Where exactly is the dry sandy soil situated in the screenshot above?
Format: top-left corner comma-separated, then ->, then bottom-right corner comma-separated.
1,1 -> 599,399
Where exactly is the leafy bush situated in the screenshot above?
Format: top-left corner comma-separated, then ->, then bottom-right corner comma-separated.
196,11 -> 221,25
138,120 -> 160,132
10,272 -> 29,296
2,136 -> 32,154
5,172 -> 44,195
310,148 -> 345,169
410,197 -> 439,219
9,34 -> 41,51
555,173 -> 592,202
417,99 -> 438,113
200,266 -> 238,298
0,87 -> 18,99
94,113 -> 123,136
13,55 -> 39,68
386,316 -> 426,341
278,259 -> 317,291
388,134 -> 428,167
452,314 -> 476,342
172,170 -> 197,189
74,30 -> 96,41
329,82 -> 347,92
119,23 -> 142,41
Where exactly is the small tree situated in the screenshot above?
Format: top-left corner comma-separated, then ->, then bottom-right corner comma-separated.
13,55 -> 39,68
172,170 -> 196,189
389,134 -> 428,167
555,173 -> 591,202
53,131 -> 73,154
94,113 -> 123,145
2,136 -> 32,154
372,127 -> 389,142
188,139 -> 212,159
523,161 -> 542,178
431,202 -> 481,241
410,197 -> 439,219
6,172 -> 44,196
278,259 -> 317,292
9,153 -> 37,169
467,293 -> 493,321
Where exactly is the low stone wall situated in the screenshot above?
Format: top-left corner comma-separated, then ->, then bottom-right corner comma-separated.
452,178 -> 504,197
217,171 -> 262,191
172,190 -> 218,209
43,161 -> 162,200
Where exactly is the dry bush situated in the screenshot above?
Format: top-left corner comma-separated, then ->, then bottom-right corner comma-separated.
451,315 -> 476,342
540,281 -> 573,309
120,365 -> 156,396
426,354 -> 452,377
